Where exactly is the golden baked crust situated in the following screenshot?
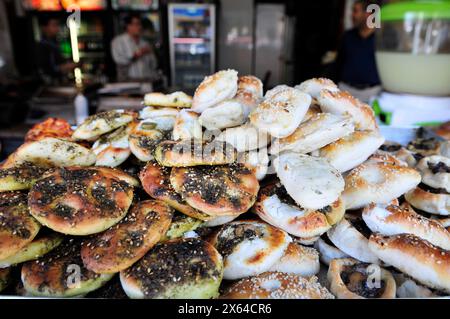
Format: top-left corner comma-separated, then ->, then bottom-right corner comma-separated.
0,162 -> 49,192
21,239 -> 114,297
73,110 -> 136,141
120,237 -> 223,299
139,161 -> 211,220
28,167 -> 134,235
128,120 -> 166,162
362,204 -> 450,250
0,232 -> 63,268
81,200 -> 173,274
343,162 -> 421,210
253,182 -> 338,238
327,258 -> 396,299
0,193 -> 41,260
369,233 -> 450,293
221,271 -> 334,299
155,139 -> 236,167
404,185 -> 450,216
25,118 -> 73,142
170,164 -> 259,217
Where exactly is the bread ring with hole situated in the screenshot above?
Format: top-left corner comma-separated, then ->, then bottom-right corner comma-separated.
327,258 -> 396,299
416,155 -> 450,192
253,182 -> 340,238
404,184 -> 450,216
210,220 -> 291,280
268,243 -> 320,277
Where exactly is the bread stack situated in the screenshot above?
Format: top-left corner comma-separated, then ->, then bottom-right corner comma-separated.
0,69 -> 449,299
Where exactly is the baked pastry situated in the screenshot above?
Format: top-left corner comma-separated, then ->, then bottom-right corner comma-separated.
378,142 -> 416,167
81,200 -> 173,273
73,110 -> 135,141
92,126 -> 131,167
416,155 -> 450,192
128,121 -> 165,162
170,164 -> 259,217
394,273 -> 439,298
237,149 -> 269,181
192,69 -> 238,113
270,113 -> 354,155
407,136 -> 441,157
237,75 -> 263,98
368,233 -> 450,293
342,162 -> 421,210
317,90 -> 377,131
327,217 -> 379,264
28,167 -> 134,235
21,239 -> 114,297
210,220 -> 291,280
143,91 -> 192,108
198,99 -> 246,130
264,85 -> 290,99
404,184 -> 450,216
202,215 -> 238,228
250,87 -> 311,138
172,109 -> 203,141
295,78 -> 339,99
120,237 -> 223,298
314,235 -> 349,265
139,161 -> 211,220
154,139 -> 236,167
318,130 -> 385,172
362,204 -> 450,250
253,181 -> 340,238
367,151 -> 407,167
274,153 -> 344,210
10,137 -> 96,167
215,122 -> 270,152
0,232 -> 63,268
268,243 -> 320,277
221,272 -> 334,299
138,106 -> 179,131
162,213 -> 203,241
0,162 -> 48,191
25,117 -> 73,142
0,192 -> 41,260
327,258 -> 396,299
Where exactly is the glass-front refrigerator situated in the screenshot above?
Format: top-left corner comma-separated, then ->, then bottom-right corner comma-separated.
168,3 -> 215,91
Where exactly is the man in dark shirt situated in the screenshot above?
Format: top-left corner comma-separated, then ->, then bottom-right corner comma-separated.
36,17 -> 76,84
336,0 -> 381,102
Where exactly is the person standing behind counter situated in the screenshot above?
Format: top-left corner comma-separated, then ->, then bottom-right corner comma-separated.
335,0 -> 381,103
37,16 -> 77,84
111,14 -> 157,82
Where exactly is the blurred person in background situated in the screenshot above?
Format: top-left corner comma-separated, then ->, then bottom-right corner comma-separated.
111,14 -> 158,82
335,0 -> 381,103
37,16 -> 77,84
